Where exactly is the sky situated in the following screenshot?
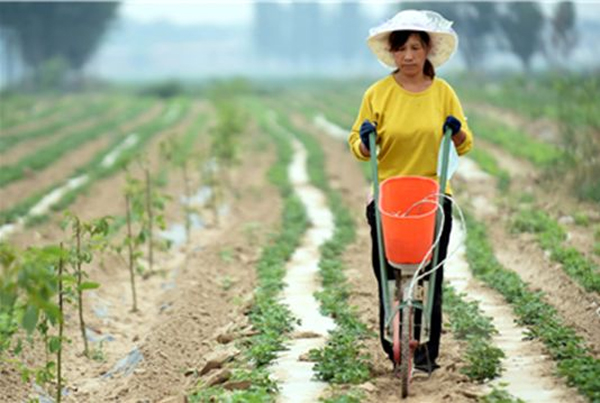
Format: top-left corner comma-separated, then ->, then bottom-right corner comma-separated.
119,1 -> 390,26
119,0 -> 600,26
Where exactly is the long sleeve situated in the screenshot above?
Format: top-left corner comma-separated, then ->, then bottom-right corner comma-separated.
345,76 -> 473,195
348,89 -> 377,162
446,84 -> 474,156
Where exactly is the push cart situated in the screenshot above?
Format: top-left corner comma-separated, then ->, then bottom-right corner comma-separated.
368,125 -> 454,398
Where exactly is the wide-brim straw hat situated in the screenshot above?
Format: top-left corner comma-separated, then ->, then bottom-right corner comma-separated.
367,9 -> 458,69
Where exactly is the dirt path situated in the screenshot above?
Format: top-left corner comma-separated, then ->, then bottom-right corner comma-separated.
268,122 -> 336,402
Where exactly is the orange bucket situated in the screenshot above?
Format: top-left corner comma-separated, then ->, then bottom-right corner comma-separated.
378,176 -> 439,266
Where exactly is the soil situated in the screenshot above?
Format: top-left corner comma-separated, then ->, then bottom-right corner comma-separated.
1,95 -> 597,403
0,109 -> 280,402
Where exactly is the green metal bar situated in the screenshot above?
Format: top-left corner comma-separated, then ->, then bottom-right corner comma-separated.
424,127 -> 453,338
369,130 -> 391,326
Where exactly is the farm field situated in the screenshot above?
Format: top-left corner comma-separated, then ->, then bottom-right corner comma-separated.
1,75 -> 599,403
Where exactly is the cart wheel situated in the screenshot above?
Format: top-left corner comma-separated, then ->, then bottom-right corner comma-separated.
392,300 -> 400,364
400,306 -> 413,398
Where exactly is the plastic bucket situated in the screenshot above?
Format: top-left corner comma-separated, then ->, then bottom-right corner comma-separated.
378,176 -> 439,265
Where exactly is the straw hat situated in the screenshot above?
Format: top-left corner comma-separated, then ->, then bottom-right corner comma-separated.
367,9 -> 458,69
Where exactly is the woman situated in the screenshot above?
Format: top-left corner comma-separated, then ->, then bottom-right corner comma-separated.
348,9 -> 473,373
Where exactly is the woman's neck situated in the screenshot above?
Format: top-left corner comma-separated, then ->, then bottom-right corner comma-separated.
394,71 -> 432,93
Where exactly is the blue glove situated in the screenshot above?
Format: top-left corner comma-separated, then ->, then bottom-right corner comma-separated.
359,119 -> 377,151
443,115 -> 461,136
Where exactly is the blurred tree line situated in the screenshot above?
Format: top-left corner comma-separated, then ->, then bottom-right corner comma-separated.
254,3 -> 370,67
253,1 -> 578,72
0,2 -> 120,91
404,1 -> 577,71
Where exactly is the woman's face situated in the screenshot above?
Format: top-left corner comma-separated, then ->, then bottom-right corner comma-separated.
392,34 -> 429,77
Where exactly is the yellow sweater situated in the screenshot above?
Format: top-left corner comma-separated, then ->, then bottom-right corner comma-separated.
349,75 -> 473,194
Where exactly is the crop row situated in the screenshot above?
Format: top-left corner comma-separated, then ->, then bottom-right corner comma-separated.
464,210 -> 600,401
510,204 -> 600,293
276,107 -> 372,402
457,74 -> 600,130
0,98 -> 188,227
0,95 -> 73,131
0,96 -> 111,153
189,97 -> 306,401
287,96 -> 521,401
0,98 -> 151,187
0,94 -> 235,402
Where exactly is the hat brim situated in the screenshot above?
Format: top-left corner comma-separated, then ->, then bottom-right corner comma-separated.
367,8 -> 459,70
367,29 -> 457,69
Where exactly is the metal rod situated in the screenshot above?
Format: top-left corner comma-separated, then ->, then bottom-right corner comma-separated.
369,131 -> 391,325
424,127 -> 453,337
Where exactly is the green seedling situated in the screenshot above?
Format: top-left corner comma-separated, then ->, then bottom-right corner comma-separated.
200,156 -> 222,227
218,248 -> 234,263
220,276 -> 234,291
0,242 -> 69,400
125,161 -> 170,277
573,212 -> 590,227
319,389 -> 364,403
510,207 -> 600,293
443,285 -> 504,382
117,171 -> 148,311
89,341 -> 106,363
56,246 -> 65,403
62,212 -> 111,357
479,387 -> 525,403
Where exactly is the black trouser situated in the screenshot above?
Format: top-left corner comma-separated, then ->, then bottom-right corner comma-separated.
366,196 -> 452,368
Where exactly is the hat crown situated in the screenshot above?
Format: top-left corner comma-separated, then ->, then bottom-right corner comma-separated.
374,10 -> 453,35
367,9 -> 458,69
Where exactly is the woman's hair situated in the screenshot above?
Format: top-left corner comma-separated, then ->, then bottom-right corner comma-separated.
388,30 -> 435,78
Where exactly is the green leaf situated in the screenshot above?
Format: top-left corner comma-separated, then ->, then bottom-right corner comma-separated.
79,281 -> 100,291
81,251 -> 93,264
48,336 -> 62,353
22,305 -> 39,334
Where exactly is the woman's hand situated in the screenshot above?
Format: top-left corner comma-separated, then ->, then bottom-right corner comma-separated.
443,115 -> 461,135
444,115 -> 466,147
360,120 -> 377,156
